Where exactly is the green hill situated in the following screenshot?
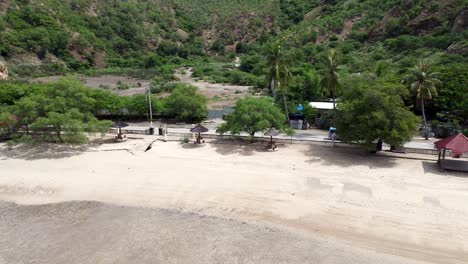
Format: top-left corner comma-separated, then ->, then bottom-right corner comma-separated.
0,0 -> 465,75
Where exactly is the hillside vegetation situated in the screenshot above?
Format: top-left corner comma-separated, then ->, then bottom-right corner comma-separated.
0,0 -> 465,72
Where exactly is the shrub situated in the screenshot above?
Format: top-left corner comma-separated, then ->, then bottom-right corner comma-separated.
163,84 -> 207,123
116,81 -> 129,90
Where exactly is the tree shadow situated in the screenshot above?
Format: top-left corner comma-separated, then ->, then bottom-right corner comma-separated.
181,143 -> 208,149
421,161 -> 468,177
302,145 -> 398,169
0,143 -> 89,160
210,138 -> 272,156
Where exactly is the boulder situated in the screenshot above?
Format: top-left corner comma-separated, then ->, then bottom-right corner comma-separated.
0,60 -> 8,81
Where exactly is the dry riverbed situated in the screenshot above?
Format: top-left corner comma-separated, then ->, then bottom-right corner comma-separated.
33,68 -> 253,109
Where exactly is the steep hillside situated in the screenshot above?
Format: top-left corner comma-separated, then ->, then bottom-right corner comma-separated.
0,0 -> 466,77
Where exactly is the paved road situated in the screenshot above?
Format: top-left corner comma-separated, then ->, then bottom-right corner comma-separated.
122,121 -> 437,150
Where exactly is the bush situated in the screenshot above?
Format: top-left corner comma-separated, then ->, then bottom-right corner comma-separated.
116,81 -> 129,90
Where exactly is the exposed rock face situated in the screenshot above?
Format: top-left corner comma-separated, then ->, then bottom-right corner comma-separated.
369,0 -> 460,38
448,41 -> 468,54
0,60 -> 8,80
452,8 -> 468,33
0,0 -> 10,14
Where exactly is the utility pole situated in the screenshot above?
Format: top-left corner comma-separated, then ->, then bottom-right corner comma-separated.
147,88 -> 153,128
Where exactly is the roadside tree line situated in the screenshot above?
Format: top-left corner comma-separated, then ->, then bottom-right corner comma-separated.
0,78 -> 207,143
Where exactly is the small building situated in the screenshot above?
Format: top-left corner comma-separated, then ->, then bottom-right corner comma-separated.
309,102 -> 335,111
309,101 -> 336,129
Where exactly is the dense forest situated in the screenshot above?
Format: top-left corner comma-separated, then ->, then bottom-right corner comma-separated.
0,0 -> 467,143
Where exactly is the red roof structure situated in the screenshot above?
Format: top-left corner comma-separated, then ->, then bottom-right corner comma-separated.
434,133 -> 468,156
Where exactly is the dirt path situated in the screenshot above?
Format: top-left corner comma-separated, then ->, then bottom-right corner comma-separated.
0,141 -> 467,263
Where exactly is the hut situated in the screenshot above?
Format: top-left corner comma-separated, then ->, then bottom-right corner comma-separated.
434,133 -> 468,172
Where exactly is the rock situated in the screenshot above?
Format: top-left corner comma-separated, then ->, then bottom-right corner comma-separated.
175,28 -> 189,41
447,41 -> 468,54
451,8 -> 468,33
0,60 -> 8,81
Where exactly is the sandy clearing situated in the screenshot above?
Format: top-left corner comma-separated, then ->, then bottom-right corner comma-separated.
33,75 -> 151,96
0,140 -> 467,263
33,69 -> 253,109
175,68 -> 253,109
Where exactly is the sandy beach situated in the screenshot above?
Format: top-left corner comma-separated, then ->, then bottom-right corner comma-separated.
0,139 -> 467,263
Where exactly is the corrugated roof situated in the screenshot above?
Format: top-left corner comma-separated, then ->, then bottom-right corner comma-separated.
309,102 -> 335,110
434,133 -> 468,155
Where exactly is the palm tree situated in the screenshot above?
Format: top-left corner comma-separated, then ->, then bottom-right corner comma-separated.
265,42 -> 292,121
320,49 -> 342,110
410,61 -> 441,140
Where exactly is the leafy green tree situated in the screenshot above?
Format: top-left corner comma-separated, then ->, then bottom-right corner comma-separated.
30,110 -> 87,143
409,61 -> 441,139
265,41 -> 292,120
40,78 -> 96,113
303,69 -> 322,101
2,78 -> 113,143
0,82 -> 28,105
0,110 -> 17,134
163,84 -> 207,123
212,38 -> 226,53
30,109 -> 111,144
302,103 -> 318,125
125,93 -> 161,117
431,64 -> 467,123
216,97 -> 286,141
320,49 -> 342,110
90,89 -> 123,115
12,96 -> 38,134
335,80 -> 419,150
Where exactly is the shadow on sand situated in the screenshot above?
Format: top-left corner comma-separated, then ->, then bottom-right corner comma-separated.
209,138 -> 273,156
181,142 -> 208,149
0,143 -> 89,160
421,161 -> 468,177
302,145 -> 398,169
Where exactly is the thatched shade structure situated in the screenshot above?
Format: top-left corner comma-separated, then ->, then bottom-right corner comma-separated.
264,128 -> 279,147
190,124 -> 209,144
112,121 -> 129,138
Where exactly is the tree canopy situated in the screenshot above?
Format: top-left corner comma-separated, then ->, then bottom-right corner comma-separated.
162,84 -> 208,123
1,78 -> 113,143
335,79 -> 420,149
216,97 -> 286,140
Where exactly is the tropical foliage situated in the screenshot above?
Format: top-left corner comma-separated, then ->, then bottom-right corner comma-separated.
320,49 -> 342,109
408,61 -> 441,139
